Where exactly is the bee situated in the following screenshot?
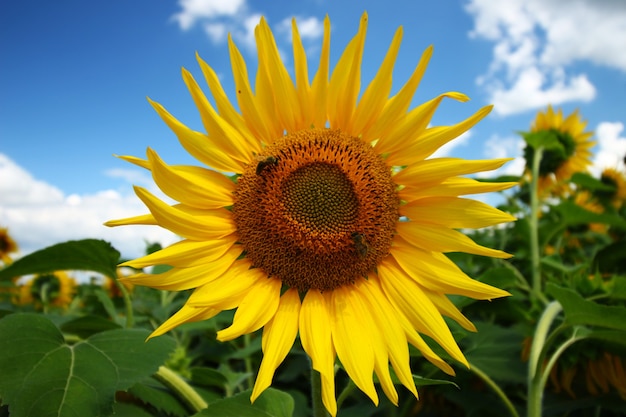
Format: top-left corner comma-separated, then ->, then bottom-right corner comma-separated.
351,232 -> 369,258
256,156 -> 279,175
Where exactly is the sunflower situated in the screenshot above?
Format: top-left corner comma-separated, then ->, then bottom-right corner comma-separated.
0,227 -> 19,265
522,106 -> 595,197
18,271 -> 77,309
598,167 -> 626,209
106,13 -> 515,415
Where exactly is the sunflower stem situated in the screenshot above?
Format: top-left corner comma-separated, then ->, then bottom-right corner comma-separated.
529,146 -> 544,297
310,368 -> 330,417
115,278 -> 134,329
527,300 -> 562,417
470,362 -> 519,417
154,365 -> 208,413
243,333 -> 254,389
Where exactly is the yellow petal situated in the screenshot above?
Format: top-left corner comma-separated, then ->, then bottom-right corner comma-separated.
216,277 -> 282,342
364,45 -> 433,142
148,98 -> 243,173
121,245 -> 242,291
358,278 -> 417,399
120,236 -> 238,269
400,177 -> 518,201
329,285 -> 379,405
188,260 -> 260,308
256,18 -> 300,133
394,158 -> 513,190
376,92 -> 469,156
391,238 -> 510,300
104,213 -> 156,227
149,303 -> 219,338
328,12 -> 367,129
146,148 -> 235,209
196,53 -> 259,150
400,196 -> 516,229
349,26 -> 403,135
388,105 -> 493,165
133,186 -> 235,241
367,274 -> 455,376
182,67 -> 255,163
291,18 -> 312,128
251,289 -> 301,402
228,34 -> 280,144
397,221 -> 511,258
310,16 -> 330,129
299,290 -> 337,416
378,261 -> 468,366
424,288 -> 476,332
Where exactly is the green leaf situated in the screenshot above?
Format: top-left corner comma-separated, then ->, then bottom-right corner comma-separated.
547,283 -> 626,331
193,388 -> 294,417
523,130 -> 563,151
0,239 -> 120,282
60,314 -> 122,339
593,241 -> 626,274
461,322 -> 526,383
554,200 -> 626,228
191,367 -> 229,389
570,172 -> 616,193
585,329 -> 626,348
412,375 -> 458,388
0,313 -> 176,417
127,379 -> 188,417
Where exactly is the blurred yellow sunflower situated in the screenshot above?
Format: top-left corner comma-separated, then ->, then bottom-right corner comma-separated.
107,13 -> 515,415
523,106 -> 595,196
599,167 -> 626,209
0,227 -> 19,265
18,271 -> 77,309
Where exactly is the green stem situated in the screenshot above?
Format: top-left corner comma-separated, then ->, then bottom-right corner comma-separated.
115,279 -> 134,329
154,365 -> 208,413
529,147 -> 544,297
527,301 -> 562,417
311,368 -> 330,417
243,333 -> 254,389
538,328 -> 588,396
470,362 -> 519,417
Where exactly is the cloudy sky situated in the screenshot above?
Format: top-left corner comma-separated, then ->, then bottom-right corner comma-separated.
1,0 -> 625,258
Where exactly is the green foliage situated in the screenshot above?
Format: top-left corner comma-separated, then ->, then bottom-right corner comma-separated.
0,313 -> 176,417
0,239 -> 119,282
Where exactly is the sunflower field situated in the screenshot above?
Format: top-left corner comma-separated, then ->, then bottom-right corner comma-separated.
1,13 -> 625,417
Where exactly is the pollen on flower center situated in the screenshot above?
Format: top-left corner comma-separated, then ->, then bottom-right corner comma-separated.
233,129 -> 399,292
282,162 -> 359,234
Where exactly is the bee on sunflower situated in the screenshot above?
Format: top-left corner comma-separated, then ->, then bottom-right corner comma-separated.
106,13 -> 516,415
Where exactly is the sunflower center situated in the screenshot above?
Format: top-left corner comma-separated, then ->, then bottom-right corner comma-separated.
233,129 -> 398,292
282,162 -> 359,234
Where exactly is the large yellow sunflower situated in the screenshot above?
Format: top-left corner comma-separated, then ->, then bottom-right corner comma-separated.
106,13 -> 516,415
523,105 -> 595,196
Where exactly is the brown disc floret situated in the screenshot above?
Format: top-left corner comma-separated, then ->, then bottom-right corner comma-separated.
233,129 -> 398,291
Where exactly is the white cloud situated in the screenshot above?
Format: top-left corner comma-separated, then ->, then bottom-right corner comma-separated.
171,0 -> 246,30
465,0 -> 626,115
276,16 -> 325,41
482,134 -> 526,177
172,1 -> 324,60
488,67 -> 596,116
0,154 -> 178,260
591,121 -> 626,175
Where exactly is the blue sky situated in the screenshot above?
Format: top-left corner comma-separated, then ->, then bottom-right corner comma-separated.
1,0 -> 626,258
